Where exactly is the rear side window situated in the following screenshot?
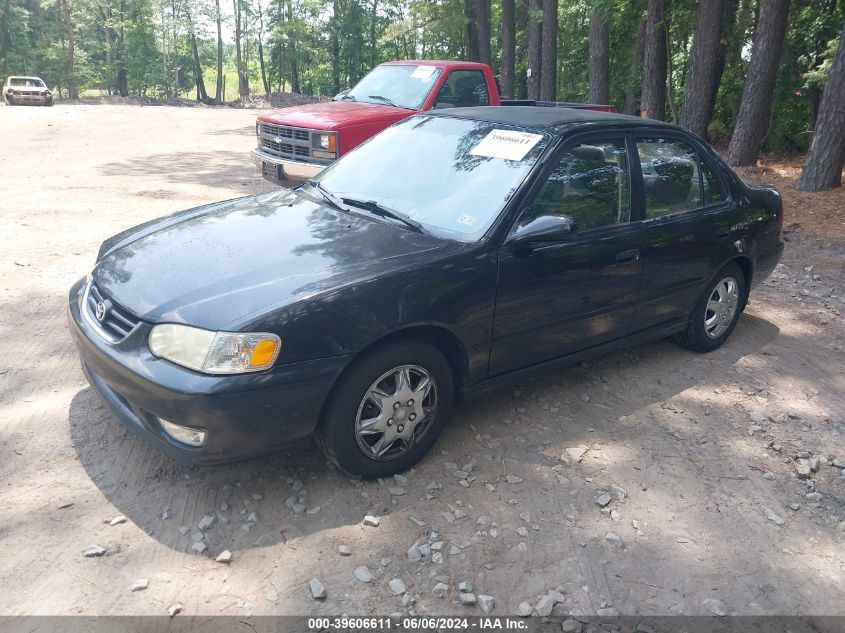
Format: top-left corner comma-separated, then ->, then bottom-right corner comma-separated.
637,138 -> 724,218
433,70 -> 490,108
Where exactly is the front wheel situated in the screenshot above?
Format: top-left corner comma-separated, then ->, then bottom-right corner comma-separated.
674,263 -> 745,352
316,340 -> 453,477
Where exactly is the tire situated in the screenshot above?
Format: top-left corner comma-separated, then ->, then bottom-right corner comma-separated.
316,339 -> 453,478
674,262 -> 746,353
46,98 -> 53,107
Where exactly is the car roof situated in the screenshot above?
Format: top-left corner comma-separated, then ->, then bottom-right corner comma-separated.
382,60 -> 491,70
7,76 -> 44,81
428,105 -> 675,133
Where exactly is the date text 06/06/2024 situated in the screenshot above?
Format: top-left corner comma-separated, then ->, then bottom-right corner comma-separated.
306,616 -> 529,630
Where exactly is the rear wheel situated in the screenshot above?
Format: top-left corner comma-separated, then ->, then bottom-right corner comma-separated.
674,262 -> 745,352
316,340 -> 453,477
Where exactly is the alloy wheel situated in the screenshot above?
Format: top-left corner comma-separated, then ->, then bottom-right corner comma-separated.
704,276 -> 740,339
354,364 -> 438,461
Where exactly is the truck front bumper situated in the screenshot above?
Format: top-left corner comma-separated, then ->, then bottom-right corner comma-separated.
251,148 -> 327,184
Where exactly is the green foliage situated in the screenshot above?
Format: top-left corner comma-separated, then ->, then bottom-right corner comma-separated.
0,0 -> 842,152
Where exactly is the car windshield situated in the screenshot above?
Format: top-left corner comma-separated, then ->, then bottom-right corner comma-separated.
339,64 -> 443,110
315,115 -> 551,241
10,78 -> 45,87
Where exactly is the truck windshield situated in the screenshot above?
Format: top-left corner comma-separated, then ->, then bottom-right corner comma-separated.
316,115 -> 550,242
340,64 -> 443,110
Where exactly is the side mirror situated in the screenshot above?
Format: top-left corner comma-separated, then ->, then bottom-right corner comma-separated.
509,214 -> 576,244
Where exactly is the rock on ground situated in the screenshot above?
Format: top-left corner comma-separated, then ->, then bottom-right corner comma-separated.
354,566 -> 374,583
309,577 -> 327,599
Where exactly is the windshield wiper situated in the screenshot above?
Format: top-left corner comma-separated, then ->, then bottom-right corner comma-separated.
296,179 -> 348,213
341,197 -> 426,234
337,94 -> 357,101
367,94 -> 405,108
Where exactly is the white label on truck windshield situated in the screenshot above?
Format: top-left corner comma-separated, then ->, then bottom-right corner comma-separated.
411,65 -> 436,80
469,129 -> 543,161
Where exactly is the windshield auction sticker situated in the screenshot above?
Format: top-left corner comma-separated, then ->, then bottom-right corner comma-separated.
411,65 -> 436,80
469,129 -> 543,161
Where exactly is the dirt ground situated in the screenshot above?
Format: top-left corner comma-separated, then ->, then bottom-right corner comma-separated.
0,104 -> 843,623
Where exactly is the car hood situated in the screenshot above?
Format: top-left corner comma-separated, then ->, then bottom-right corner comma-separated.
92,191 -> 453,330
259,100 -> 413,130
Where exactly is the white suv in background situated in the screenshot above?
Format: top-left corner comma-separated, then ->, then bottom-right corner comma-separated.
4,76 -> 53,106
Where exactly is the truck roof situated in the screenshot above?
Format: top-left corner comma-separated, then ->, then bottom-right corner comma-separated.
381,60 -> 493,71
428,105 -> 672,131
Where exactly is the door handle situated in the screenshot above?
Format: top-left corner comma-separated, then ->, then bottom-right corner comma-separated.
715,228 -> 732,238
616,249 -> 640,264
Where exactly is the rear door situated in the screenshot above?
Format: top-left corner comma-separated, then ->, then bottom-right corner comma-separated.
632,134 -> 737,331
490,134 -> 643,375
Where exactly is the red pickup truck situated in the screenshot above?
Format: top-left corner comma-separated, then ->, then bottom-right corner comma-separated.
252,59 -> 614,184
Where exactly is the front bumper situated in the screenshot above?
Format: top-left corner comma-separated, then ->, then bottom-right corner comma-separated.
67,278 -> 350,464
250,148 -> 326,184
6,93 -> 51,104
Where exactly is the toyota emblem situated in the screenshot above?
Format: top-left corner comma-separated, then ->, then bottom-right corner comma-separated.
95,301 -> 107,321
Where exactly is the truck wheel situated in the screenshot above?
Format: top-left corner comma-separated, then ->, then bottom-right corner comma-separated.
674,263 -> 745,353
316,340 -> 453,478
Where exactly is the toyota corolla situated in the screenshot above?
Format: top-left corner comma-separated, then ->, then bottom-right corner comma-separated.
68,106 -> 784,477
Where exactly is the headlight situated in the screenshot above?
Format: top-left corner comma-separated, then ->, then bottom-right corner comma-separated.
319,133 -> 337,152
149,324 -> 281,374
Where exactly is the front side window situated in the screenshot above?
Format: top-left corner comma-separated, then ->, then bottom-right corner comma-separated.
525,139 -> 631,231
317,116 -> 550,241
342,64 -> 443,110
433,70 -> 490,108
637,138 -> 725,218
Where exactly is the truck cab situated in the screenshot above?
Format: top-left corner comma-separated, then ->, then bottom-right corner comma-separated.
252,60 -> 501,184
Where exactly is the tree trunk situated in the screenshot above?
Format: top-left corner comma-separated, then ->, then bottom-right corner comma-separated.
500,0 -> 515,98
475,0 -> 492,66
641,0 -> 666,120
703,0 -> 739,130
287,0 -> 300,93
215,0 -> 223,103
331,0 -> 340,94
233,0 -> 249,97
678,0 -> 724,136
539,0 -> 556,100
370,0 -> 378,67
726,0 -> 791,166
623,17 -> 647,115
58,0 -> 77,99
464,0 -> 480,61
527,0 -> 542,99
0,0 -> 12,72
187,12 -> 210,103
258,5 -> 270,95
588,6 -> 609,104
115,0 -> 128,96
796,24 -> 845,191
515,0 -> 528,98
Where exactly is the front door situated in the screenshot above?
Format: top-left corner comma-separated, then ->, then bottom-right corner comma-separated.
490,136 -> 643,376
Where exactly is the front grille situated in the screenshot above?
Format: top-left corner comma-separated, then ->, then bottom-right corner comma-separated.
86,282 -> 141,342
260,137 -> 309,157
258,122 -> 312,160
262,122 -> 310,141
